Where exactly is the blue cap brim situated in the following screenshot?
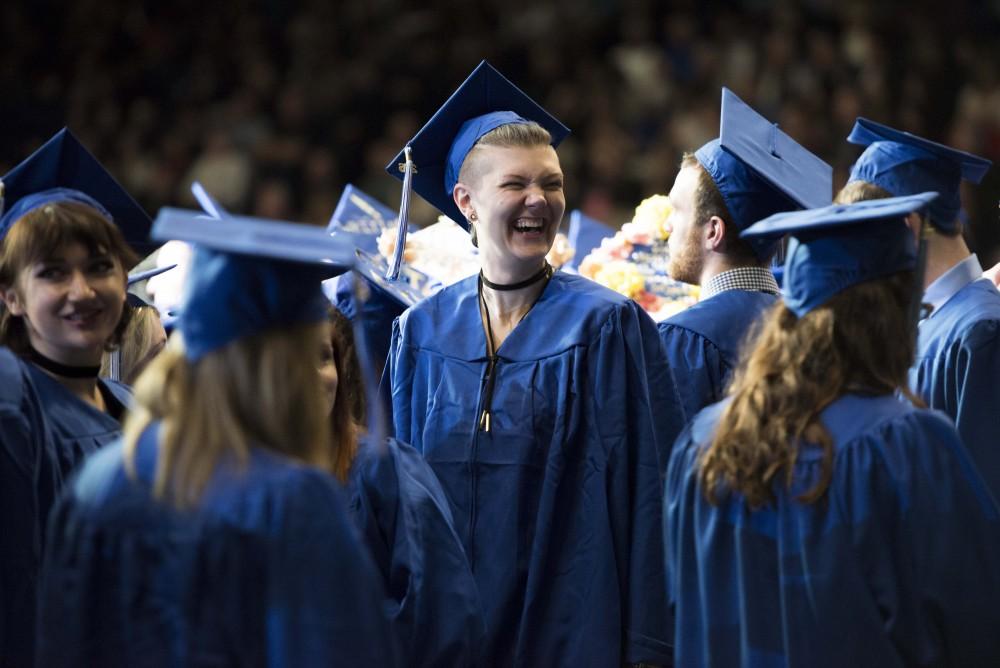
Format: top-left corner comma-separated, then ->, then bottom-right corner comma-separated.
151,207 -> 355,272
742,192 -> 939,317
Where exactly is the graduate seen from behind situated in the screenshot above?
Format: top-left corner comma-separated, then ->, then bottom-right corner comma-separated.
0,129 -> 157,668
320,306 -> 485,665
383,61 -> 685,665
658,88 -> 832,421
663,193 -> 1000,667
37,209 -> 397,666
837,117 -> 1000,500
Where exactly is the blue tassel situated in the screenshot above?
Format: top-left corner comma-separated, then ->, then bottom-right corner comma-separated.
386,145 -> 415,281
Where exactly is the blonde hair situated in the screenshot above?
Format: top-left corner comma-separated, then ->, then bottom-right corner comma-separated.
100,305 -> 165,384
833,180 -> 892,205
123,322 -> 333,508
458,121 -> 553,186
698,271 -> 921,508
0,201 -> 136,354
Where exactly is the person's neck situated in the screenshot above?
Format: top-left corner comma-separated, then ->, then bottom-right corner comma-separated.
923,234 -> 972,290
27,345 -> 106,410
479,259 -> 550,331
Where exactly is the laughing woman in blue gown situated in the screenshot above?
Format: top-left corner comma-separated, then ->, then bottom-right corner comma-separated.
383,62 -> 685,665
37,210 -> 396,666
0,129 -> 154,667
664,194 -> 1000,667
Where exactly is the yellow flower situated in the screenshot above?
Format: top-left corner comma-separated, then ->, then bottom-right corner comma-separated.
630,195 -> 672,240
594,261 -> 646,299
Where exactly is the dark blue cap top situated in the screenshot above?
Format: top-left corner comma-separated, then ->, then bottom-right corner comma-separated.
385,61 -> 570,229
846,117 -> 992,233
566,210 -> 613,270
742,192 -> 939,316
150,207 -> 355,360
0,128 -> 155,258
695,88 -> 833,260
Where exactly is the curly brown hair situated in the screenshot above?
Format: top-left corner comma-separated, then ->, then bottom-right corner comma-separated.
698,270 -> 922,508
327,306 -> 365,481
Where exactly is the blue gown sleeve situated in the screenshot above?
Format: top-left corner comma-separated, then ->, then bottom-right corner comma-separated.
659,322 -> 729,425
598,302 -> 678,664
349,438 -> 485,666
844,411 -> 1000,665
0,407 -> 40,668
382,317 -> 408,442
936,319 -> 1000,499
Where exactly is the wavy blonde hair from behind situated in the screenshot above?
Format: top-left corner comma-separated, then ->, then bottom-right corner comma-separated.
698,271 -> 922,508
123,322 -> 333,508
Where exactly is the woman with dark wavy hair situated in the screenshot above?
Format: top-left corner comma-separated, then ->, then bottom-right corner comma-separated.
664,194 -> 1000,667
319,306 -> 485,666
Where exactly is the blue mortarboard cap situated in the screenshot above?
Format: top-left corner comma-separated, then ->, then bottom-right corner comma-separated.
695,88 -> 833,260
386,60 -> 571,230
742,192 -> 939,316
349,248 -> 427,309
0,128 -> 156,258
150,207 -> 355,360
566,210 -> 614,270
846,117 -> 992,233
326,184 -> 414,254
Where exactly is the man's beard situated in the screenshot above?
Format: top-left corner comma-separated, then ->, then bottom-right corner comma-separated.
667,225 -> 704,286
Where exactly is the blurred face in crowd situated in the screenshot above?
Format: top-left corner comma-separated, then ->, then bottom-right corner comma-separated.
455,144 -> 566,280
665,165 -> 707,285
318,323 -> 338,414
3,241 -> 127,366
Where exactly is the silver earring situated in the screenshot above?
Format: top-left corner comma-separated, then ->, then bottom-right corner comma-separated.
469,212 -> 478,222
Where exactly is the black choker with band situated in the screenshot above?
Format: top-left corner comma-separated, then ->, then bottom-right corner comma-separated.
480,262 -> 553,292
26,346 -> 101,378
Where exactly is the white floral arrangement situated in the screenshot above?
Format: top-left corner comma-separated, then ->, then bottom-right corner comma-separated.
577,195 -> 699,321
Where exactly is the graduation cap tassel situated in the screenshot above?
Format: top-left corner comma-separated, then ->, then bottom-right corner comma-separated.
108,349 -> 121,383
385,145 -> 415,281
350,272 -> 388,454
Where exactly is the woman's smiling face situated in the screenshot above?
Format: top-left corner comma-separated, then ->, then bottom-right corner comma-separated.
455,144 -> 565,277
4,241 -> 127,365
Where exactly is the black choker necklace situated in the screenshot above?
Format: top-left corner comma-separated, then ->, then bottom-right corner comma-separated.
26,347 -> 101,379
480,262 -> 552,291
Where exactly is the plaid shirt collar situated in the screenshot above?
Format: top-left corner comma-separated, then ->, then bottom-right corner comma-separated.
701,266 -> 780,300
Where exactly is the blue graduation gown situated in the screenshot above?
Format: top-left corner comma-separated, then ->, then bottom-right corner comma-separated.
658,290 -> 778,421
664,394 -> 1000,667
386,271 -> 685,665
911,278 -> 1000,501
348,437 -> 486,666
38,423 -> 397,667
0,347 -> 131,668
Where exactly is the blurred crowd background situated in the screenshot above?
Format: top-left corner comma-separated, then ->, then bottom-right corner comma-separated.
4,0 -> 1000,263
